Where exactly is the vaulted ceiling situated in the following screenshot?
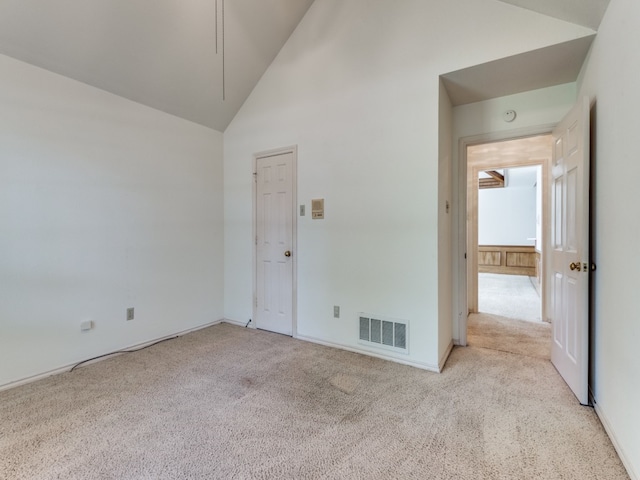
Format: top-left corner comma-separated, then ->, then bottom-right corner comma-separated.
0,0 -> 314,132
496,0 -> 610,30
0,0 -> 610,132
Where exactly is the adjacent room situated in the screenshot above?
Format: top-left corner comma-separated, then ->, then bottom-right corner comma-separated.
478,165 -> 542,319
1,0 -> 638,478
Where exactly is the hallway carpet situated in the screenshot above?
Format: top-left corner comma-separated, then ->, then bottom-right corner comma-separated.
467,312 -> 551,359
478,273 -> 541,322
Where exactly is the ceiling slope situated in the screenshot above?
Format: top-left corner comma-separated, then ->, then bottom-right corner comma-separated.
0,0 -> 611,130
0,0 -> 314,132
496,0 -> 610,30
442,36 -> 595,106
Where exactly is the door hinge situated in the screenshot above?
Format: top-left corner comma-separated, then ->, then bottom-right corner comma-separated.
253,171 -> 257,182
255,236 -> 258,246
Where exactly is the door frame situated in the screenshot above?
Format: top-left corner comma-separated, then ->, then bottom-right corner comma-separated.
457,125 -> 554,346
252,145 -> 298,337
467,140 -> 549,316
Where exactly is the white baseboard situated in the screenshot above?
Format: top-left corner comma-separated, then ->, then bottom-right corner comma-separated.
222,317 -> 252,327
594,402 -> 638,480
439,340 -> 455,371
0,318 -> 225,393
296,334 -> 441,373
0,364 -> 76,394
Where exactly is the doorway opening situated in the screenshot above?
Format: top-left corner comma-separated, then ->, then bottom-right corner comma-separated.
478,165 -> 542,322
466,135 -> 552,358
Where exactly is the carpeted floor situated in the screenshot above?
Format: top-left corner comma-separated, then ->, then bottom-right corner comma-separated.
478,273 -> 541,322
467,312 -> 551,359
0,323 -> 628,480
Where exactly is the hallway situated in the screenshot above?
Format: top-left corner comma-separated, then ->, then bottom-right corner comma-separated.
478,273 -> 541,322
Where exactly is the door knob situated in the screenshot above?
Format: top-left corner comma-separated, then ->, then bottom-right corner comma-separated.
569,262 -> 581,271
284,250 -> 291,257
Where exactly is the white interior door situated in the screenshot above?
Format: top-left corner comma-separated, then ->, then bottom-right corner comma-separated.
550,96 -> 590,405
255,150 -> 295,336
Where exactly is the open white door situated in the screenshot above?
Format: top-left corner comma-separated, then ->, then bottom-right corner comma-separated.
255,149 -> 296,336
550,96 -> 590,405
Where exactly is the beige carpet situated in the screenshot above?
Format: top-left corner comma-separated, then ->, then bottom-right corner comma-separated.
0,323 -> 628,480
467,312 -> 551,359
478,273 -> 541,322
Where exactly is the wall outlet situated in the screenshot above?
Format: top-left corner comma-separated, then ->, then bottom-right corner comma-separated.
126,307 -> 135,321
80,320 -> 93,332
333,305 -> 340,318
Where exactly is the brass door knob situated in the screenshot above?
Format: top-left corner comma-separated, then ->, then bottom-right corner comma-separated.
284,250 -> 291,257
569,262 -> 581,271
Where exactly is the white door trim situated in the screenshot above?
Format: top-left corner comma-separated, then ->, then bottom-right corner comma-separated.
252,145 -> 298,337
456,124 -> 555,346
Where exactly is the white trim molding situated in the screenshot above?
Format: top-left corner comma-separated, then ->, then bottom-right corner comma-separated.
439,340 -> 455,371
0,319 -> 225,393
594,403 -> 639,480
297,334 -> 442,373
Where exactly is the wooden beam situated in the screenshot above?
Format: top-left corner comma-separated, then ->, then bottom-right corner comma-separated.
479,170 -> 504,189
485,170 -> 504,182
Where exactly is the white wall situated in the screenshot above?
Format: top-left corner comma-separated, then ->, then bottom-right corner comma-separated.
0,55 -> 224,389
451,83 -> 577,342
577,0 -> 640,476
224,0 -> 593,369
478,181 -> 537,246
452,83 -> 577,141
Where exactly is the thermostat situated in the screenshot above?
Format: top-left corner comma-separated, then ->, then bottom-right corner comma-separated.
311,198 -> 324,219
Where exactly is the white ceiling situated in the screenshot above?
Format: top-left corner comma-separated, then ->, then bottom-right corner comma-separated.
442,0 -> 612,106
496,0 -> 610,30
0,0 -> 314,132
441,36 -> 595,106
0,0 -> 611,131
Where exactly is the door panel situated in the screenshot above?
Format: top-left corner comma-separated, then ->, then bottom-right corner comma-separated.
552,272 -> 563,347
553,178 -> 563,248
550,96 -> 590,405
566,277 -> 578,361
255,151 -> 295,336
567,167 -> 578,250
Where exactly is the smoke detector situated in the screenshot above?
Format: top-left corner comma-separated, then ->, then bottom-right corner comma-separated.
503,110 -> 517,122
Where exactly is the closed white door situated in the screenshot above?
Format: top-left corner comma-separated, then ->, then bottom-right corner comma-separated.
255,150 -> 295,336
550,96 -> 590,405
